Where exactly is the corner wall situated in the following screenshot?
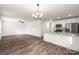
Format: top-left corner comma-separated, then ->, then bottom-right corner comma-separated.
1,17 -> 42,37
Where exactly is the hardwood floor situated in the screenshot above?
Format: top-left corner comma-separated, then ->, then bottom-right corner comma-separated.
0,34 -> 79,55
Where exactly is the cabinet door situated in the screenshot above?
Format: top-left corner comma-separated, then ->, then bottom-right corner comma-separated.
71,23 -> 78,33
65,23 -> 71,32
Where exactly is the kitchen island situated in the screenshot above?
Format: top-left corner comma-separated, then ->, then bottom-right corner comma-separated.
43,32 -> 79,52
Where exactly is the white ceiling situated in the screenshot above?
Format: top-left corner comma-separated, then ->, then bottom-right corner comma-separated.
0,4 -> 79,21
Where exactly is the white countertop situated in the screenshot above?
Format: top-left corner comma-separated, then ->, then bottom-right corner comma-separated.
43,32 -> 79,52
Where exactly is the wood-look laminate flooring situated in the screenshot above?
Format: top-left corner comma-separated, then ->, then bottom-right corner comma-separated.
0,34 -> 79,55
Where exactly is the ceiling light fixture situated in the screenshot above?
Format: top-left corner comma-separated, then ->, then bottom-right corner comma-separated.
18,19 -> 24,23
68,14 -> 72,17
32,4 -> 43,20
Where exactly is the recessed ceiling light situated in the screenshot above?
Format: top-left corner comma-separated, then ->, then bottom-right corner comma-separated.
57,16 -> 61,19
68,14 -> 72,16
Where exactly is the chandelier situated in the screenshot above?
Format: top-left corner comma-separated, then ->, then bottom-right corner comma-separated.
32,4 -> 43,20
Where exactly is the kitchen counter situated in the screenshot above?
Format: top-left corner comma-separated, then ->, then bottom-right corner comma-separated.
43,32 -> 79,52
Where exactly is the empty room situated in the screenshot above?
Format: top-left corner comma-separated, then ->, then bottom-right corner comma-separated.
0,4 -> 79,55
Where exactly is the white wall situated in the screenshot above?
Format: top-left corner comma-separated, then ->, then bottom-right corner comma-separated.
0,19 -> 1,39
41,21 -> 50,33
0,19 -> 1,34
1,17 -> 42,37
